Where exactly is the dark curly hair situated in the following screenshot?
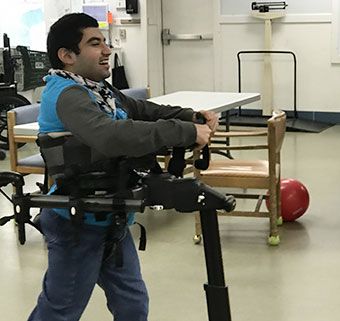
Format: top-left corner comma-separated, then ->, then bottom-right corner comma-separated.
47,13 -> 98,69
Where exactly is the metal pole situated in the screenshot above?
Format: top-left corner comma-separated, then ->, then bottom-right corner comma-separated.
200,209 -> 232,321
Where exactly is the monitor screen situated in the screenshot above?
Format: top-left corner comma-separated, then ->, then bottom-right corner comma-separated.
82,4 -> 109,28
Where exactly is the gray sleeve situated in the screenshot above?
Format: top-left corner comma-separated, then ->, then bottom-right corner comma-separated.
111,86 -> 195,121
56,86 -> 197,158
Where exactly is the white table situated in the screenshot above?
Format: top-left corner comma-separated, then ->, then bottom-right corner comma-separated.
13,122 -> 39,136
148,91 -> 260,113
13,91 -> 260,136
149,91 -> 261,159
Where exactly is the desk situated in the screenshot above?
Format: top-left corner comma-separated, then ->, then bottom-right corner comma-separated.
13,122 -> 39,142
149,91 -> 261,159
12,91 -> 260,136
148,91 -> 260,113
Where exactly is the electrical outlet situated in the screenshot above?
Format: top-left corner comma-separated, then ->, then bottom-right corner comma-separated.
119,29 -> 126,40
117,0 -> 125,9
113,37 -> 121,47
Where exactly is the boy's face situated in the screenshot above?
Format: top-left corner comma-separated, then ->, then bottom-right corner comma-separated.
68,27 -> 112,82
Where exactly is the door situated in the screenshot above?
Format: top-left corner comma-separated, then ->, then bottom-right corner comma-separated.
148,0 -> 214,95
161,0 -> 214,93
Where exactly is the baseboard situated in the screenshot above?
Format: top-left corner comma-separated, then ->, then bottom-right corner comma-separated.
228,109 -> 340,124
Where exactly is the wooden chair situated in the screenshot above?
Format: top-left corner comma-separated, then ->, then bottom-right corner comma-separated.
7,104 -> 45,175
194,110 -> 287,245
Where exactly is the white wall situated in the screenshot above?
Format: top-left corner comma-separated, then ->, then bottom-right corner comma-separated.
215,15 -> 340,112
112,23 -> 148,88
213,0 -> 340,113
30,0 -> 148,94
110,0 -> 148,89
35,0 -> 340,113
146,0 -> 163,96
144,0 -> 340,113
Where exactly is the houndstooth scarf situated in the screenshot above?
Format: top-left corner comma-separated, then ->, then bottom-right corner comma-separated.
47,69 -> 126,119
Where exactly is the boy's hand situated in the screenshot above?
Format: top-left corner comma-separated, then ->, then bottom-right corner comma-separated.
194,124 -> 212,148
195,110 -> 219,134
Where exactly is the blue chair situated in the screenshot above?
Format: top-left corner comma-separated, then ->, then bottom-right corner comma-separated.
7,104 -> 45,175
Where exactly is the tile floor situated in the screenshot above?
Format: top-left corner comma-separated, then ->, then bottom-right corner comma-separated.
0,124 -> 339,321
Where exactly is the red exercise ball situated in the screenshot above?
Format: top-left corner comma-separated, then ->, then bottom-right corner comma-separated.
266,178 -> 310,222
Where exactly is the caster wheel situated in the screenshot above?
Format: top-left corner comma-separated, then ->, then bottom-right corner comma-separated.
193,234 -> 202,244
267,235 -> 280,246
277,216 -> 283,226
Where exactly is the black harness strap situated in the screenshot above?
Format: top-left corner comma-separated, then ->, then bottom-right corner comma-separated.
134,222 -> 147,251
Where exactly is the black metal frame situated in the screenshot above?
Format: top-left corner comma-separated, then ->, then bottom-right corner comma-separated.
0,171 -> 235,321
16,45 -> 50,91
0,34 -> 32,154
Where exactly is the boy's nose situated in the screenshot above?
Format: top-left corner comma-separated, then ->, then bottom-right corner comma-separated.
103,44 -> 112,55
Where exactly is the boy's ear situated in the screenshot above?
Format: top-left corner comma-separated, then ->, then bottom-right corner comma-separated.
57,48 -> 76,66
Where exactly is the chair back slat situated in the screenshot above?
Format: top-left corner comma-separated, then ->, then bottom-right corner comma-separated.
267,111 -> 286,155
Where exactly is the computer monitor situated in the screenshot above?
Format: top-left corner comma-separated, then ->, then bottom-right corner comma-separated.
82,3 -> 109,29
